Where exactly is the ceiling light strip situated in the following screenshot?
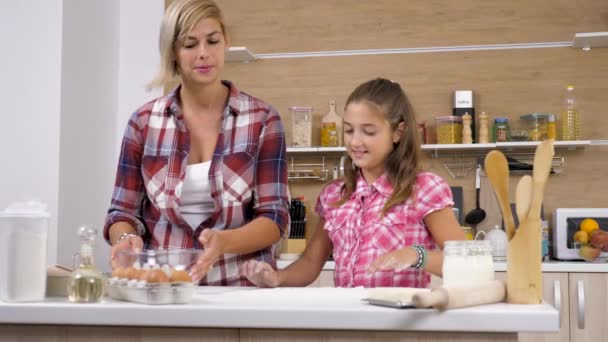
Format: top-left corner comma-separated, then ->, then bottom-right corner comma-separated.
255,42 -> 571,59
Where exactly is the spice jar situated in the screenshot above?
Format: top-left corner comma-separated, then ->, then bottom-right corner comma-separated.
290,106 -> 313,147
435,116 -> 463,144
492,118 -> 511,142
442,240 -> 494,286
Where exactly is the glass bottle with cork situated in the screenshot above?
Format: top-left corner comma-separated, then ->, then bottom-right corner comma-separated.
67,224 -> 106,303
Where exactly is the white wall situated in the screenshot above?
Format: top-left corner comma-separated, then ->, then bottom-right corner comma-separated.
0,0 -> 64,265
58,0 -> 163,272
0,0 -> 163,272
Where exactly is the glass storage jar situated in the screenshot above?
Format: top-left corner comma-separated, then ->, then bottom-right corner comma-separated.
290,106 -> 313,147
520,113 -> 549,141
492,118 -> 511,142
442,240 -> 494,286
435,116 -> 463,144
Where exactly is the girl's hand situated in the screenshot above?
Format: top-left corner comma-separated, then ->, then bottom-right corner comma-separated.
190,229 -> 223,282
368,247 -> 418,273
110,234 -> 143,269
240,260 -> 280,288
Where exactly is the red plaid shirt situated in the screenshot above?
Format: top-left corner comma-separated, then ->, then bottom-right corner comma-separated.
104,81 -> 289,286
315,171 -> 453,288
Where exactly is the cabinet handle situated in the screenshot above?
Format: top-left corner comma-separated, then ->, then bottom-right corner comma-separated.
553,280 -> 561,328
577,280 -> 585,329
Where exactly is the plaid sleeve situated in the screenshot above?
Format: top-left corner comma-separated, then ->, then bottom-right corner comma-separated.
103,111 -> 148,243
253,105 -> 289,236
415,172 -> 454,221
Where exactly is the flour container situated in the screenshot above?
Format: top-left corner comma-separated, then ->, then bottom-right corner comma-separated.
0,201 -> 49,302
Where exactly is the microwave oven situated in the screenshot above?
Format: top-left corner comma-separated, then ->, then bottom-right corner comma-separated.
552,208 -> 608,261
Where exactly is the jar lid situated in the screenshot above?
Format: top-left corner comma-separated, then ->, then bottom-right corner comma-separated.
494,117 -> 509,123
435,115 -> 463,123
520,113 -> 550,120
548,114 -> 556,122
289,106 -> 313,112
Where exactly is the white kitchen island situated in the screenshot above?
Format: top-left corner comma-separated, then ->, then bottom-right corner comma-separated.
0,286 -> 558,342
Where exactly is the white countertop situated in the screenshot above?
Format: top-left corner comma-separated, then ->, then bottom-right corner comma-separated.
278,260 -> 608,273
0,287 -> 558,333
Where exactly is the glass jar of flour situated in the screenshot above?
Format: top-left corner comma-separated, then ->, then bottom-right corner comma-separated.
290,106 -> 313,147
442,240 -> 494,287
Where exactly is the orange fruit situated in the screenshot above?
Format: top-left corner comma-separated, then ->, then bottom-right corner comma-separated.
573,230 -> 589,244
580,218 -> 600,234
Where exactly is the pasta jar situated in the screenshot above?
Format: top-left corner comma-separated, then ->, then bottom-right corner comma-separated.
435,116 -> 463,144
442,240 -> 494,286
520,113 -> 549,141
290,106 -> 313,147
492,118 -> 511,142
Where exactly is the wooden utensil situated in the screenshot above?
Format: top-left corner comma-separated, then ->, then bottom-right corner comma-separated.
506,140 -> 554,304
484,150 -> 516,240
412,280 -> 506,310
515,175 -> 533,224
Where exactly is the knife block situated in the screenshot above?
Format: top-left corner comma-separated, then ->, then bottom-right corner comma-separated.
506,218 -> 543,304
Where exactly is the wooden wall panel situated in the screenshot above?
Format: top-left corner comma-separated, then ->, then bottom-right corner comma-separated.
201,0 -> 607,53
164,0 -> 608,236
224,48 -> 608,143
223,47 -> 608,232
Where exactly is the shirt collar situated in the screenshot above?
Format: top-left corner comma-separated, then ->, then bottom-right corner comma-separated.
163,80 -> 241,118
353,171 -> 394,198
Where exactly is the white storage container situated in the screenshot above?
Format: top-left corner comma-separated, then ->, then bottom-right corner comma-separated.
0,202 -> 49,302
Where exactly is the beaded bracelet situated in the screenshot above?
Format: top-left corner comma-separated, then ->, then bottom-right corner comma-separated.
411,245 -> 427,269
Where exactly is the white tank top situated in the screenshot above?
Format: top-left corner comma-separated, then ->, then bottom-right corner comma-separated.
178,161 -> 215,229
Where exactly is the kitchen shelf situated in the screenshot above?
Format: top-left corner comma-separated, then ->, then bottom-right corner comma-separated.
226,47 -> 256,62
286,140 -> 591,154
572,32 -> 608,50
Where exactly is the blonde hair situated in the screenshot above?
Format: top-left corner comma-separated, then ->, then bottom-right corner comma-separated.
340,78 -> 421,216
147,0 -> 227,89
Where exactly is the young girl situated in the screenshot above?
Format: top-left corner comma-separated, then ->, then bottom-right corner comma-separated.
241,78 -> 464,288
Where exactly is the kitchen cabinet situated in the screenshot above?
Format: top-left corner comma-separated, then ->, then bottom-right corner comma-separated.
568,273 -> 608,342
518,272 -> 569,342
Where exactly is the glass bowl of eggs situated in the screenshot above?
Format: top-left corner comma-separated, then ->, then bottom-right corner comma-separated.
108,248 -> 202,304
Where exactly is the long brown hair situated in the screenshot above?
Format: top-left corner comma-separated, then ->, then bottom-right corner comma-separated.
340,78 -> 421,216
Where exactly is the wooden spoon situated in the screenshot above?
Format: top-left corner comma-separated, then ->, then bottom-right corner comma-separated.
515,175 -> 533,224
484,150 -> 516,241
527,139 -> 555,220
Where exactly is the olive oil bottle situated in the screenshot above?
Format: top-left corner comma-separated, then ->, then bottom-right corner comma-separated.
67,225 -> 105,303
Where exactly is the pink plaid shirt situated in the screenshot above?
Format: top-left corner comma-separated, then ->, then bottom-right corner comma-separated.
104,81 -> 289,286
315,171 -> 453,288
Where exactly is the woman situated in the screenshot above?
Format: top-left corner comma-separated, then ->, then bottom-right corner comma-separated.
104,0 -> 289,286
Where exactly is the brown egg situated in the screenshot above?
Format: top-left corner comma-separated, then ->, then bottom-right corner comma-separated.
146,269 -> 169,283
111,267 -> 124,278
170,270 -> 192,283
124,267 -> 138,280
137,269 -> 149,281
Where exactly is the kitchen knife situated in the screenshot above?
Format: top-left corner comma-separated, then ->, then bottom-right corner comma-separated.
412,280 -> 506,310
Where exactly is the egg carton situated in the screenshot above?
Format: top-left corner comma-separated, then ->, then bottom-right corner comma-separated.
108,278 -> 195,305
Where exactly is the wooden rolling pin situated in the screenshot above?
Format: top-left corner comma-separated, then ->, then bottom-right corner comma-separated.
412,280 -> 506,310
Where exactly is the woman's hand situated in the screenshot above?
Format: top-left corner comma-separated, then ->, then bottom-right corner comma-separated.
367,246 -> 418,273
240,260 -> 281,288
190,229 -> 224,282
110,234 -> 143,269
